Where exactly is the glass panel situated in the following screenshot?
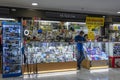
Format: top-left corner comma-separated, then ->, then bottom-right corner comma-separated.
24,42 -> 76,64
83,42 -> 109,61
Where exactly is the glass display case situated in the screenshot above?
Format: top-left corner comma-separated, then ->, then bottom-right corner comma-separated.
82,42 -> 109,69
24,42 -> 76,64
113,42 -> 120,56
109,42 -> 120,68
23,41 -> 110,72
23,42 -> 77,74
2,22 -> 22,78
83,42 -> 108,61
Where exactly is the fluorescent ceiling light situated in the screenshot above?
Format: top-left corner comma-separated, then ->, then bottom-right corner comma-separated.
34,20 -> 60,23
64,22 -> 70,26
68,22 -> 86,25
117,11 -> 120,14
103,16 -> 105,18
0,18 -> 15,21
113,24 -> 120,26
32,3 -> 38,6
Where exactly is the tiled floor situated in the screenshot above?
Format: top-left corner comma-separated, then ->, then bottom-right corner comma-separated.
1,68 -> 120,80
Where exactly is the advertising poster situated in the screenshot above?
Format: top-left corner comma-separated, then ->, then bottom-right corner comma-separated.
2,22 -> 22,78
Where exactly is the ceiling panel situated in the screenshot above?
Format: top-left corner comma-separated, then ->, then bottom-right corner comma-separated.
0,0 -> 120,15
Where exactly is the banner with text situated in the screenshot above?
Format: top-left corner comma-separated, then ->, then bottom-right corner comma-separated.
86,17 -> 104,29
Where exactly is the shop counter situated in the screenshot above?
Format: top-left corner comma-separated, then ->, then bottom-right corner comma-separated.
22,42 -> 110,73
22,42 -> 77,74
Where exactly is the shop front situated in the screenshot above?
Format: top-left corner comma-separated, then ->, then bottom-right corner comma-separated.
0,7 -> 111,78
21,13 -> 109,74
22,19 -> 87,74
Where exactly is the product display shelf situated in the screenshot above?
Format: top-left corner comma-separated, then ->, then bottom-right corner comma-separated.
22,42 -> 77,74
81,42 -> 109,70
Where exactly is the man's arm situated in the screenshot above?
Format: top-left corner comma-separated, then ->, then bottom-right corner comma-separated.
74,36 -> 78,42
83,37 -> 86,41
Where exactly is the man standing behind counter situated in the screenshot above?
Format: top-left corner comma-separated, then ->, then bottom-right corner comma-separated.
75,31 -> 86,70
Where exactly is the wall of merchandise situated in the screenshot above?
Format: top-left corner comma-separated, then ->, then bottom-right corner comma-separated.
23,20 -> 88,42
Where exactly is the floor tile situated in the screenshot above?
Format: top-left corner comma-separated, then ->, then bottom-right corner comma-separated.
1,68 -> 120,80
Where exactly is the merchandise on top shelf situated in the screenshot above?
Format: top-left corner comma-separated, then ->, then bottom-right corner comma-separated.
23,20 -> 90,42
109,24 -> 120,41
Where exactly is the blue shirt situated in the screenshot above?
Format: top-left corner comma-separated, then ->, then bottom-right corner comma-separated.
75,35 -> 86,51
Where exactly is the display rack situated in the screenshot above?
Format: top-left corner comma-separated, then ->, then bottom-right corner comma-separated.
2,22 -> 22,78
109,24 -> 120,41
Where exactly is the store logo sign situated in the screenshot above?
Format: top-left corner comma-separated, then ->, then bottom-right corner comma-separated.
45,11 -> 86,19
59,13 -> 76,18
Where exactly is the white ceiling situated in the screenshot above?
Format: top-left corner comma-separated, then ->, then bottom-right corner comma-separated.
0,0 -> 120,15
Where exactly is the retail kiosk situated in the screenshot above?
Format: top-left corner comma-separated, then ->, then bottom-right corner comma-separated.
22,12 -> 108,73
22,19 -> 89,73
22,20 -> 81,73
22,18 -> 109,73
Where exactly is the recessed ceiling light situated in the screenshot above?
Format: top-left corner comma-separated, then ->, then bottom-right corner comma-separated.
103,16 -> 105,18
32,3 -> 38,6
0,18 -> 15,21
117,11 -> 120,14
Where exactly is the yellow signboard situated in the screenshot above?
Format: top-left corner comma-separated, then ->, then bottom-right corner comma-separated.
86,17 -> 104,28
88,31 -> 95,41
87,25 -> 95,30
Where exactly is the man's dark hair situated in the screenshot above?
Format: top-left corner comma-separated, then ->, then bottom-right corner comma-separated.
84,34 -> 88,37
79,31 -> 84,34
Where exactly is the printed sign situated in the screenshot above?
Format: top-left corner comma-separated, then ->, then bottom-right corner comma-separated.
88,31 -> 95,41
86,17 -> 104,29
